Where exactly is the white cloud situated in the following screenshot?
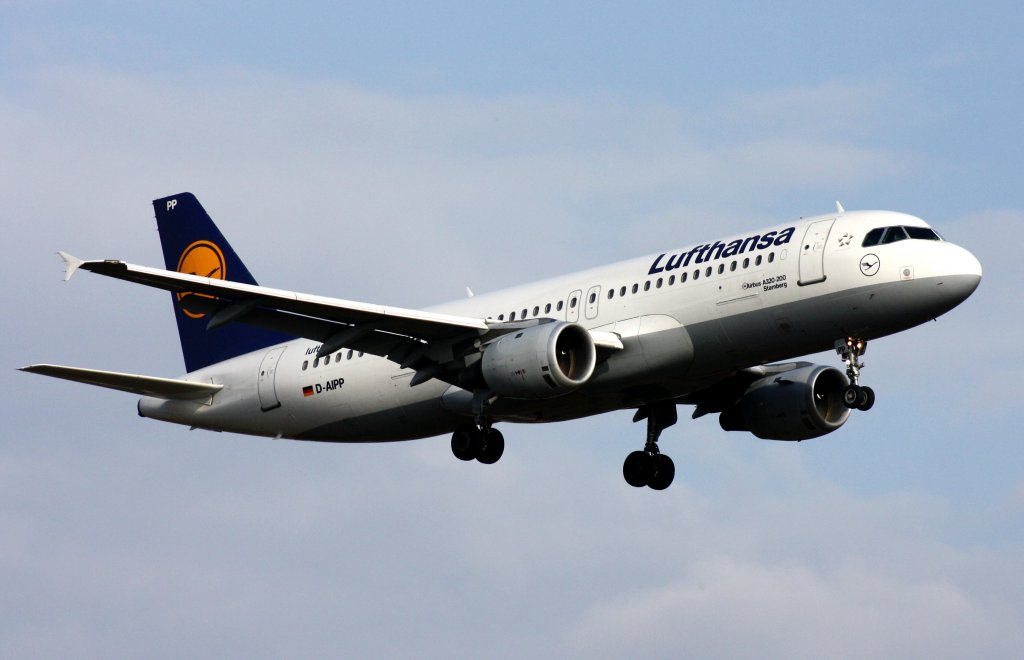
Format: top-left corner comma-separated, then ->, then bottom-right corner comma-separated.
1,67 -> 915,301
565,554 -> 1023,660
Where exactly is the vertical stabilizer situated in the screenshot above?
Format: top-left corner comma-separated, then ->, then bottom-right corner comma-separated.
153,193 -> 292,372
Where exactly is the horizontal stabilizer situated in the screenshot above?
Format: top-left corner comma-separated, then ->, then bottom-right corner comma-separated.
19,364 -> 223,400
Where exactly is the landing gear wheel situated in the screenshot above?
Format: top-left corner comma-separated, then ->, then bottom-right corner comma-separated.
477,428 -> 505,464
623,451 -> 653,488
843,385 -> 861,409
451,424 -> 483,461
648,454 -> 675,491
856,386 -> 875,411
836,337 -> 875,411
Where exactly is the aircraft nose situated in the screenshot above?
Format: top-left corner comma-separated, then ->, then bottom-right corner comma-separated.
938,244 -> 982,304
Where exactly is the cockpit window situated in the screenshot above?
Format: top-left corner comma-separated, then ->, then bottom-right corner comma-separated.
905,226 -> 941,241
864,225 -> 942,247
862,228 -> 884,247
880,226 -> 909,244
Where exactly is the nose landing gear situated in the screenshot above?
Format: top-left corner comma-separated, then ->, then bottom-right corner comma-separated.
836,337 -> 875,411
623,402 -> 677,490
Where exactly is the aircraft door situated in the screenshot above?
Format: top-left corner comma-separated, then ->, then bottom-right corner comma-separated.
798,218 -> 835,285
257,346 -> 287,411
584,285 -> 601,320
566,289 -> 582,322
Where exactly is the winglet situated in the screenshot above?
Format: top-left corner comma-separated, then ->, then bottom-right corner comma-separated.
58,251 -> 85,282
835,200 -> 846,214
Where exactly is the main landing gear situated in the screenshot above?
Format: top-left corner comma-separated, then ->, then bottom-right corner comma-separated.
836,337 -> 875,411
450,390 -> 505,464
451,423 -> 505,464
623,401 -> 678,490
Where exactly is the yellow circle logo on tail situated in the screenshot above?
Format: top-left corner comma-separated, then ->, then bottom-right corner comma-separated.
176,240 -> 227,319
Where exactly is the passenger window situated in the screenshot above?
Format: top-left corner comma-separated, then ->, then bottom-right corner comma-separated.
881,226 -> 908,244
569,298 -> 577,309
644,281 -> 651,291
607,289 -> 614,299
510,311 -> 516,321
705,266 -> 712,277
656,278 -> 663,288
498,314 -> 504,321
693,269 -> 700,280
862,227 -> 884,247
620,286 -> 627,297
522,308 -> 528,318
335,353 -> 341,363
768,252 -> 775,263
742,257 -> 749,269
544,303 -> 552,313
533,306 -> 540,316
347,350 -> 353,360
313,357 -> 320,368
717,264 -> 724,274
302,360 -> 308,371
556,301 -> 564,311
358,352 -> 364,357
755,255 -> 763,266
680,272 -> 687,283
668,275 -> 675,285
588,293 -> 595,304
730,261 -> 737,272
631,283 -> 638,294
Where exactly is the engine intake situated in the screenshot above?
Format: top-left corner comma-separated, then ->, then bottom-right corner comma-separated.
719,364 -> 850,441
481,322 -> 596,399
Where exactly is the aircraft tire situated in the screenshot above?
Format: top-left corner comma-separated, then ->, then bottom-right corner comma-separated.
451,425 -> 483,461
648,454 -> 675,491
477,428 -> 505,464
856,386 -> 876,411
842,385 -> 861,409
623,451 -> 653,487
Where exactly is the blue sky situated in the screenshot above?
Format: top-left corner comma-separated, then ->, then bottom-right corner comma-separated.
2,2 -> 1022,658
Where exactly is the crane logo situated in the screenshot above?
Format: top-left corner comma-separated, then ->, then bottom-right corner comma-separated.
859,253 -> 880,277
176,240 -> 226,318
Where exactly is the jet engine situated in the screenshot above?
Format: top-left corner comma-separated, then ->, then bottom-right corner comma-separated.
718,364 -> 850,440
480,322 -> 596,398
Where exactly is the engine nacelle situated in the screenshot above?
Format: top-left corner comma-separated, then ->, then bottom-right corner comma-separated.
719,364 -> 850,441
481,322 -> 597,399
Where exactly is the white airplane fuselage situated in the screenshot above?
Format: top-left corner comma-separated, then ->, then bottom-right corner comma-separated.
138,209 -> 981,442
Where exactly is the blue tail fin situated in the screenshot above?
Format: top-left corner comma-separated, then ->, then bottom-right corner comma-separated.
153,193 -> 293,372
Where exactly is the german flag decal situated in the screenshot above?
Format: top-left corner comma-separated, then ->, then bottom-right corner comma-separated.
302,385 -> 314,397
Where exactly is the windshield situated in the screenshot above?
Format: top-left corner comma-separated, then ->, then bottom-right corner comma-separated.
863,225 -> 942,247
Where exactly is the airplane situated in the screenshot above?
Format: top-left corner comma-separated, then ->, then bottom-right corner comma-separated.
21,194 -> 982,490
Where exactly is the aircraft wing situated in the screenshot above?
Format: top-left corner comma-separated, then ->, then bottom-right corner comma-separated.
19,364 -> 223,400
62,253 -> 488,339
59,254 -> 622,384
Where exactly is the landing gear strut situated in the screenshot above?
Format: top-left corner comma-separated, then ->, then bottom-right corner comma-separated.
835,337 -> 875,411
623,401 -> 677,490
